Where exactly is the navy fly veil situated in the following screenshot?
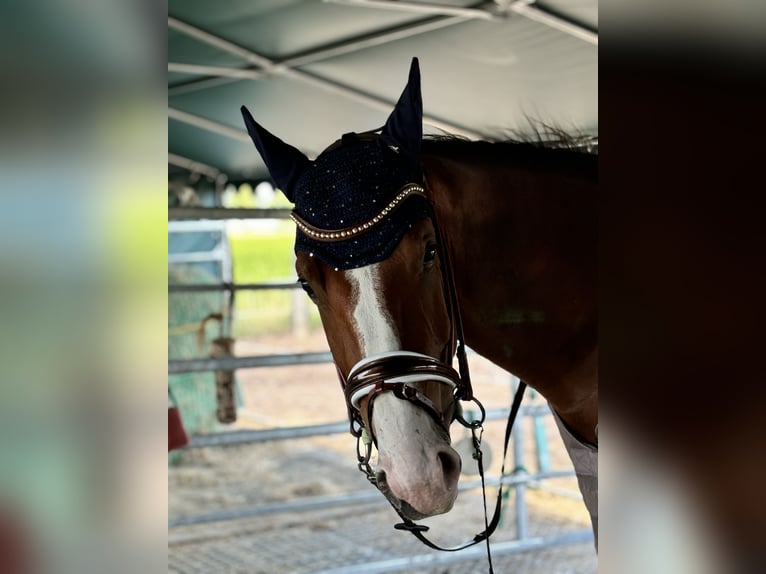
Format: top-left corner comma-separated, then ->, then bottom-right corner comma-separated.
291,140 -> 430,269
241,58 -> 429,270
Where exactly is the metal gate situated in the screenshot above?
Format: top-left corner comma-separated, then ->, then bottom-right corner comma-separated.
168,209 -> 594,573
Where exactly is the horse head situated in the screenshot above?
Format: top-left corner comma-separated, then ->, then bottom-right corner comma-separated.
241,58 -> 470,520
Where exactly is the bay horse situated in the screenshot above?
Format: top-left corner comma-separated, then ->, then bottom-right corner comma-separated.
241,58 -> 597,553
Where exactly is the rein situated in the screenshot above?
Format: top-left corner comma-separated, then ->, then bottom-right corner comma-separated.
292,179 -> 527,572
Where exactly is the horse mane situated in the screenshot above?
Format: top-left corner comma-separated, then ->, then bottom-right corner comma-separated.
421,121 -> 597,174
424,119 -> 597,152
318,121 -> 597,176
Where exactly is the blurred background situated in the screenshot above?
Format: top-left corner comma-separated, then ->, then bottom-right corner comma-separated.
0,0 -> 764,573
167,2 -> 598,572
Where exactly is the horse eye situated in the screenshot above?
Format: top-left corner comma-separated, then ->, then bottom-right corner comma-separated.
423,243 -> 437,267
298,278 -> 317,300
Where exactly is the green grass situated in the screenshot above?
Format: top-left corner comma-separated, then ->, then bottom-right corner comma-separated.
229,228 -> 296,283
228,227 -> 321,336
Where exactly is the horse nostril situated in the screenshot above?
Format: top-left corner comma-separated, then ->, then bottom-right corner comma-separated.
438,450 -> 461,483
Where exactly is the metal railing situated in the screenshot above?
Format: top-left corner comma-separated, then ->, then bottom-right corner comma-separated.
168,314 -> 593,569
168,215 -> 594,569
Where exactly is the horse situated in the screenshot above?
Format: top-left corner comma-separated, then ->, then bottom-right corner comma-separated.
240,57 -> 598,553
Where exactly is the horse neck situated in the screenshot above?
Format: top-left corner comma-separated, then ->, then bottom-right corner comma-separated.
421,144 -> 598,438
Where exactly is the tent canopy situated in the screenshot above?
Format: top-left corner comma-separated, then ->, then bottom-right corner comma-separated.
168,0 -> 597,188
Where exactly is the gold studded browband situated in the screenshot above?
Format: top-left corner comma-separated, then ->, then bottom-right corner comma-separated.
289,184 -> 428,243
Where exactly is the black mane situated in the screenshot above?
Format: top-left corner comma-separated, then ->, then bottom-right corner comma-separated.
422,135 -> 597,179
425,119 -> 597,152
419,119 -> 597,180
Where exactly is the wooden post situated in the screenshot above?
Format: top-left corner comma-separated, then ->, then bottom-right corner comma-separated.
209,337 -> 237,424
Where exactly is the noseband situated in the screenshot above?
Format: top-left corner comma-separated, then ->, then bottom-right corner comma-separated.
345,350 -> 462,439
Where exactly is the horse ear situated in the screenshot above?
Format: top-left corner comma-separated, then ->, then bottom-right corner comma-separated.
380,57 -> 423,166
240,105 -> 310,202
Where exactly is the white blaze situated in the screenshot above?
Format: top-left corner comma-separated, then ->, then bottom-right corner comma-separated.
347,264 -> 399,355
345,263 -> 460,516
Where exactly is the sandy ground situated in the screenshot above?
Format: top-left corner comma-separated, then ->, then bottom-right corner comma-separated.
169,331 -> 596,573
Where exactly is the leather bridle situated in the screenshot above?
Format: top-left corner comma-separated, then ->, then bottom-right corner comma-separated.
345,351 -> 461,435
291,176 -> 479,435
292,178 -> 527,573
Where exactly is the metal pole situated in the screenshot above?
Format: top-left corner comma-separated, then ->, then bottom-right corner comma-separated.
168,153 -> 221,180
168,207 -> 293,220
511,375 -> 529,540
168,17 -> 272,68
168,351 -> 334,374
168,107 -> 251,142
168,62 -> 264,80
510,2 -> 598,45
167,17 -> 485,140
169,469 -> 576,524
324,0 -> 598,45
187,421 -> 350,447
180,406 -> 558,448
310,530 -> 594,574
530,386 -> 551,473
168,15 -> 471,97
168,282 -> 301,293
324,0 -> 495,20
281,16 -> 471,69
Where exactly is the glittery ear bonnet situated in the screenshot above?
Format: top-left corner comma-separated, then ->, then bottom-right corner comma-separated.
241,57 -> 432,270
